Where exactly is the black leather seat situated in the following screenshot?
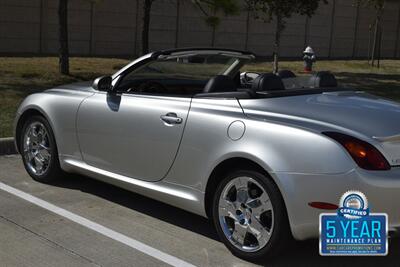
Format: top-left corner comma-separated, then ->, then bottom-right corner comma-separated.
309,71 -> 337,88
252,73 -> 285,92
203,75 -> 237,93
277,70 -> 296,79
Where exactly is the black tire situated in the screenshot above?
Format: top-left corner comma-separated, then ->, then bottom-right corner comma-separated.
212,169 -> 292,263
20,115 -> 64,183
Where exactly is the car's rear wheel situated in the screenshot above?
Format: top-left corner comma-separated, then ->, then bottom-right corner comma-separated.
20,115 -> 64,183
212,170 -> 291,262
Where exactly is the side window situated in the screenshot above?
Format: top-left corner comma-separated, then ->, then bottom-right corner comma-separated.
116,55 -> 238,96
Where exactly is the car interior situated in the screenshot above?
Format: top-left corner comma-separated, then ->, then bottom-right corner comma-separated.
115,51 -> 340,99
194,70 -> 340,99
116,70 -> 339,99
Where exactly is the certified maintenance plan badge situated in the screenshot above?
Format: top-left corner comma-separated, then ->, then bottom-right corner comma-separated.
320,191 -> 388,256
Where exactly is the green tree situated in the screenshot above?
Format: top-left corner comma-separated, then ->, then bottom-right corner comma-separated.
193,0 -> 240,47
142,0 -> 153,54
86,0 -> 103,55
140,0 -> 239,54
355,0 -> 385,66
58,0 -> 69,75
251,0 -> 326,73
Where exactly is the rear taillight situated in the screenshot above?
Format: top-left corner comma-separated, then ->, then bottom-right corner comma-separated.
323,132 -> 391,171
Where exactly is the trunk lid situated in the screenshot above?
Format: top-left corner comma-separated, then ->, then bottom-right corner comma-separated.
239,91 -> 400,166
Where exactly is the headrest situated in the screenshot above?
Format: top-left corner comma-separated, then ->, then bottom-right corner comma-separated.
277,70 -> 296,79
309,71 -> 337,88
252,73 -> 285,92
203,75 -> 237,93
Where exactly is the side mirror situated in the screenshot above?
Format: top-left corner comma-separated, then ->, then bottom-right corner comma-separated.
93,76 -> 113,92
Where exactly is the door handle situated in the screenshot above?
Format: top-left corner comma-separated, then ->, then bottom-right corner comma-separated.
160,113 -> 183,124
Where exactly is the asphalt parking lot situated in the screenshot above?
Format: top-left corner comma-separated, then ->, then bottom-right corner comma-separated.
0,155 -> 399,267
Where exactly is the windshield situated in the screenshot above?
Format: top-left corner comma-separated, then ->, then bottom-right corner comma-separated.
125,55 -> 241,81
116,52 -> 252,95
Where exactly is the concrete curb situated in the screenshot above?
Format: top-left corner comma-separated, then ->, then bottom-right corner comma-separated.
0,137 -> 17,155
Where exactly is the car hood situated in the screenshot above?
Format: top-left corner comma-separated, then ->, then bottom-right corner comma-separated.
48,81 -> 95,92
239,91 -> 400,165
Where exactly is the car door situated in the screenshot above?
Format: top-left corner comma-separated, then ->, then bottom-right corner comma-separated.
76,91 -> 190,182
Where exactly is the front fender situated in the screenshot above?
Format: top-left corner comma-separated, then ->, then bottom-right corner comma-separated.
14,91 -> 93,162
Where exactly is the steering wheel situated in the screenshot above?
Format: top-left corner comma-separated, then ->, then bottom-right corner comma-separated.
136,81 -> 167,94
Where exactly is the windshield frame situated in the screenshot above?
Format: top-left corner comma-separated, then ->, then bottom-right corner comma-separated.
112,49 -> 255,93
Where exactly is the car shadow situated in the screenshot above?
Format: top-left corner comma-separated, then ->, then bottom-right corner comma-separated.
51,174 -> 399,267
51,174 -> 218,240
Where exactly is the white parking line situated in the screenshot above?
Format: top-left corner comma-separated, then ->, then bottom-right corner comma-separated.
0,182 -> 196,267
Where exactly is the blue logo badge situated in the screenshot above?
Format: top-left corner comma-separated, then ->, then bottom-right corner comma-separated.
320,191 -> 388,256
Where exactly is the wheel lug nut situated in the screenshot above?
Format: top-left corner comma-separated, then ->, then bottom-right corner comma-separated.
239,219 -> 245,225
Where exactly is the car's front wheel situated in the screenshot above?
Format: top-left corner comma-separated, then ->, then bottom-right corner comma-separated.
212,170 -> 291,262
20,115 -> 64,183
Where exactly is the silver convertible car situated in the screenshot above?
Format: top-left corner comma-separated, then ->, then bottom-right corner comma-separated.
14,48 -> 400,262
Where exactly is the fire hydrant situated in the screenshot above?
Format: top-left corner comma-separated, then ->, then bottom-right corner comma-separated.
303,46 -> 316,73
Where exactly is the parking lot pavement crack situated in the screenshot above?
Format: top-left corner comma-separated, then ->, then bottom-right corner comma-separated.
0,215 -> 102,267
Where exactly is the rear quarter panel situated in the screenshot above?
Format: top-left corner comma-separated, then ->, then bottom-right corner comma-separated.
165,98 -> 355,192
164,97 -> 356,226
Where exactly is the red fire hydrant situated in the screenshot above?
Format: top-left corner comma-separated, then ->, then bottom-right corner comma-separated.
303,46 -> 316,73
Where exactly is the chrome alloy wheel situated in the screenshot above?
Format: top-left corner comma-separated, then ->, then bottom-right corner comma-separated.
23,121 -> 52,176
218,176 -> 274,252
